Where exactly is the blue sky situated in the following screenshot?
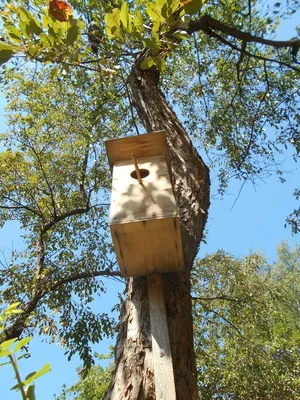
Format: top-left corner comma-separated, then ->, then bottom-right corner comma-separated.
1,10 -> 299,400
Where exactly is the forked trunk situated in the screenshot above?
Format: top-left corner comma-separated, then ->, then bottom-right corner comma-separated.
104,65 -> 210,399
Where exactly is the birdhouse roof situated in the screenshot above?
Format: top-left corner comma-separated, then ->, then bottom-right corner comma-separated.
105,131 -> 171,170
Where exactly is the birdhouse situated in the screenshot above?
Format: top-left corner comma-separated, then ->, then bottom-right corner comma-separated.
105,131 -> 184,277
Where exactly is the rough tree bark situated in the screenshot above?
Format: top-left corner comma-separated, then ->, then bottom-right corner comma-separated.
104,64 -> 210,399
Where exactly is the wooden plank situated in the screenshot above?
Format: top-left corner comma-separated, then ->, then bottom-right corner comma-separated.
105,131 -> 170,170
111,217 -> 184,277
110,156 -> 177,224
148,274 -> 176,400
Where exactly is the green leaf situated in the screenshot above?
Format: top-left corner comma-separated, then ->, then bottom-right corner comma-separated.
155,0 -> 166,7
16,7 -> 43,36
144,33 -> 161,52
9,309 -> 24,315
50,67 -> 59,79
132,10 -> 144,33
172,30 -> 190,40
39,33 -> 54,48
47,20 -> 65,43
14,337 -> 33,353
105,8 -> 122,39
23,363 -> 51,386
25,385 -> 36,400
141,56 -> 155,70
10,382 -> 21,391
182,0 -> 204,15
76,19 -> 86,30
66,25 -> 79,46
21,7 -> 43,31
161,0 -> 180,19
153,55 -> 165,72
146,3 -> 164,23
0,361 -> 10,367
1,338 -> 18,350
19,21 -> 30,38
105,8 -> 121,28
120,1 -> 130,31
5,302 -> 21,312
0,348 -> 12,358
5,24 -> 22,44
17,353 -> 31,361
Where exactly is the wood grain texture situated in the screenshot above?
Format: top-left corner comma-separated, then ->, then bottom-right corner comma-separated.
110,156 -> 177,224
111,217 -> 184,277
148,274 -> 176,400
109,154 -> 184,277
105,131 -> 170,170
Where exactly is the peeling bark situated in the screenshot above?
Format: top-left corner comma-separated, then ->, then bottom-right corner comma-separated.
105,65 -> 210,399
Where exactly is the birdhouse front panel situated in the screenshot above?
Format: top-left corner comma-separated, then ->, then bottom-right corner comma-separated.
111,217 -> 183,277
110,156 -> 177,224
106,131 -> 184,277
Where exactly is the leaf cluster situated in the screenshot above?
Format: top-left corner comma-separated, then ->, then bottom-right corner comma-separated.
0,66 -> 127,369
0,303 -> 51,400
192,243 -> 300,399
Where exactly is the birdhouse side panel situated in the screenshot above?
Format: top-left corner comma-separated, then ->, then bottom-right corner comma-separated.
110,156 -> 178,224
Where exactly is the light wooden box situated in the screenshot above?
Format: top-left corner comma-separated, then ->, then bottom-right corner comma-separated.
105,131 -> 184,277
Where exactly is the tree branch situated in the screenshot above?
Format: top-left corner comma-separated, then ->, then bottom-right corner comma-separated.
2,267 -> 121,342
0,195 -> 41,217
192,295 -> 246,302
187,14 -> 300,49
208,29 -> 300,72
202,306 -> 245,338
48,269 -> 122,292
41,206 -> 91,234
28,144 -> 57,217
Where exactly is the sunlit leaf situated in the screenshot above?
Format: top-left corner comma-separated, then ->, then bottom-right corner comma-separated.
0,338 -> 18,350
25,385 -> 36,400
66,24 -> 79,45
5,302 -> 21,313
13,337 -> 33,353
181,0 -> 203,15
120,1 -> 130,31
23,363 -> 51,386
141,56 -> 155,69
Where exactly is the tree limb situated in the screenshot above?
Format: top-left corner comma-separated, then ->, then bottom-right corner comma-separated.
192,295 -> 246,302
187,14 -> 300,50
41,206 -> 91,234
204,28 -> 300,72
48,269 -> 122,292
2,268 -> 121,342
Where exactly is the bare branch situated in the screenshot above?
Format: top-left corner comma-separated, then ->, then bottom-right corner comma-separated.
200,28 -> 300,72
48,269 -> 122,292
187,14 -> 300,49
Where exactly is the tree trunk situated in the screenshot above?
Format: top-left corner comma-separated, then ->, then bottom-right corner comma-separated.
104,65 -> 210,399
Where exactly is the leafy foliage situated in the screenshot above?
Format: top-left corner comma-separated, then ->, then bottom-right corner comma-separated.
0,66 -> 124,369
54,354 -> 112,400
0,303 -> 50,400
192,243 -> 300,399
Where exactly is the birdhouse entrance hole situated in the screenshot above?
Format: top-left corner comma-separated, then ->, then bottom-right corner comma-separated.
130,169 -> 150,180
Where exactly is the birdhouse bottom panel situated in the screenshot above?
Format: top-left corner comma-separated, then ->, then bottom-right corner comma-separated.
110,217 -> 184,277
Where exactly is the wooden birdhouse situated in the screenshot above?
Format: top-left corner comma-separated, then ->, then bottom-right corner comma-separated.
105,131 -> 184,277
